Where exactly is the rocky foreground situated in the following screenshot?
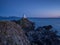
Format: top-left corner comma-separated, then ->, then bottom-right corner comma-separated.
0,21 -> 30,45
0,18 -> 60,45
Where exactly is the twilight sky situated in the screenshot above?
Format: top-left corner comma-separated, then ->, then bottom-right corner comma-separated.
0,0 -> 60,17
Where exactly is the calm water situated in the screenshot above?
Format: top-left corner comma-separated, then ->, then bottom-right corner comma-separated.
29,18 -> 60,35
0,17 -> 60,35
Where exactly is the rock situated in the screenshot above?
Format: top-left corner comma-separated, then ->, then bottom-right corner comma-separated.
0,21 -> 30,45
43,25 -> 53,30
15,18 -> 35,33
36,25 -> 53,31
27,25 -> 60,45
36,27 -> 43,31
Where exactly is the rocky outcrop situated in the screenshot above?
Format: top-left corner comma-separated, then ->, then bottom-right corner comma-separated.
11,18 -> 60,45
0,21 -> 30,45
26,25 -> 60,45
36,25 -> 53,31
14,18 -> 35,33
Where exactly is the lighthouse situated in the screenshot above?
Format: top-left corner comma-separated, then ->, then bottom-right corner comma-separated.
23,14 -> 27,18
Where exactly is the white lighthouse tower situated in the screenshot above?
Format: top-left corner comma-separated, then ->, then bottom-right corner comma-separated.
23,14 -> 27,18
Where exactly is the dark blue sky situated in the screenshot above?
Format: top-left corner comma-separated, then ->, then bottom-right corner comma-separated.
0,0 -> 60,17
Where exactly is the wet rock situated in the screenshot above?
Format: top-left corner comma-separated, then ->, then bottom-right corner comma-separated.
0,21 -> 30,45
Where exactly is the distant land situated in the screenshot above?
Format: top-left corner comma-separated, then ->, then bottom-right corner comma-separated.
0,16 -> 60,19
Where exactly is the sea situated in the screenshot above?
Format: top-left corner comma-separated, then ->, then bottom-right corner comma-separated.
0,17 -> 60,35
